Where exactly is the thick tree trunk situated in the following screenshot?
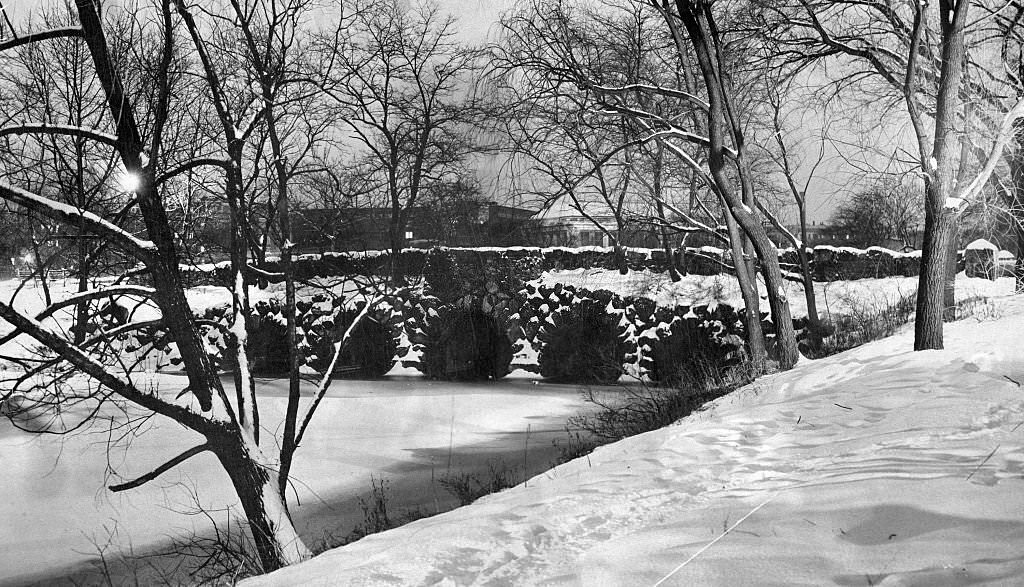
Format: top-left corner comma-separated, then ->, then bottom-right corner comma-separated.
389,208 -> 406,284
915,207 -> 959,349
214,432 -> 311,572
675,0 -> 799,370
724,208 -> 767,368
733,209 -> 799,369
913,0 -> 969,350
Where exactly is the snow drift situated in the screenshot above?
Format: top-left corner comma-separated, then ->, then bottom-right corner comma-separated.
247,297 -> 1024,586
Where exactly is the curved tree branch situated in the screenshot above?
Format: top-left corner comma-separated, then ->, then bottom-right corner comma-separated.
0,26 -> 82,52
109,443 -> 211,492
0,123 -> 119,146
0,181 -> 156,260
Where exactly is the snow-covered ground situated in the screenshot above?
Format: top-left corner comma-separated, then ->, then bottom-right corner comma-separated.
248,296 -> 1024,586
535,269 -> 1014,319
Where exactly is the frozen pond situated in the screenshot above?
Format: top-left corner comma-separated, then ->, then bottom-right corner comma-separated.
0,374 -> 590,586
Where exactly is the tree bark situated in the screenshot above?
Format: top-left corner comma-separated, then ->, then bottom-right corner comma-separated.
212,430 -> 311,572
674,0 -> 799,369
724,207 -> 767,367
913,0 -> 970,350
915,207 -> 959,349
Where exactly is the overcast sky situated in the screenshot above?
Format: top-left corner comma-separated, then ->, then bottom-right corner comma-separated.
1,0 -> 872,223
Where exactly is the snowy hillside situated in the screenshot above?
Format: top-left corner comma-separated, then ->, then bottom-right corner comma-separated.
247,297 -> 1024,586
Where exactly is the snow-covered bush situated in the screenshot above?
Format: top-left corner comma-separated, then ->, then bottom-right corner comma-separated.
405,300 -> 514,380
640,305 -> 746,388
535,289 -> 629,384
300,299 -> 402,378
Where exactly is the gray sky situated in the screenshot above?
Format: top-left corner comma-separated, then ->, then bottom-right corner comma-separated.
2,0 -> 873,223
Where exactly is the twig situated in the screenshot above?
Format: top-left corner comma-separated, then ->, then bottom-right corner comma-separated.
652,491 -> 779,586
966,445 -> 1000,482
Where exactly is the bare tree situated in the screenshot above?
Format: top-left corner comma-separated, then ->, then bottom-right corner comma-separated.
322,0 -> 484,282
763,0 -> 1024,349
830,179 -> 924,248
493,0 -> 779,367
0,0 -> 384,572
0,4 -> 131,344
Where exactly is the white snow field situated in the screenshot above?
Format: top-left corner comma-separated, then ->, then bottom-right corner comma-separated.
534,268 -> 1012,319
248,297 -> 1024,586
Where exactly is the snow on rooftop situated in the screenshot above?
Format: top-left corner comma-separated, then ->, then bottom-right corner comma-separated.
966,238 -> 998,251
245,295 -> 1024,586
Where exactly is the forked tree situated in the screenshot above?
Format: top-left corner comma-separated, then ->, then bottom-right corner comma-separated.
0,0 -> 381,573
763,0 -> 1024,349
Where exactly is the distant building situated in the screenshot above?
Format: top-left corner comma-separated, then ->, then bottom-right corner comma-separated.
767,222 -> 923,250
531,196 -> 661,248
291,200 -> 537,252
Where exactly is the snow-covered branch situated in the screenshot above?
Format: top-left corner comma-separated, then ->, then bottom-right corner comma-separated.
0,285 -> 157,347
293,296 -> 383,449
0,123 -> 119,147
0,27 -> 82,52
953,97 -> 1024,209
0,302 -> 215,434
0,181 -> 156,261
587,82 -> 709,111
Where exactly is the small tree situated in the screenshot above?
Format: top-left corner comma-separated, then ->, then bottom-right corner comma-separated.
323,0 -> 484,282
830,180 -> 924,249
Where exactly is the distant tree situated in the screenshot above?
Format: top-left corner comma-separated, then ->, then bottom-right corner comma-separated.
323,0 -> 484,282
418,178 -> 488,245
830,181 -> 924,249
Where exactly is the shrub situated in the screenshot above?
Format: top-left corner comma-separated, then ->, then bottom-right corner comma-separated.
644,305 -> 746,388
536,294 -> 628,384
247,299 -> 291,375
407,302 -> 513,380
301,301 -> 401,378
438,460 -> 521,506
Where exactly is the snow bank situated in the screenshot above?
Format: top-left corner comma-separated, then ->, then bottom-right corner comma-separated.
247,296 -> 1024,586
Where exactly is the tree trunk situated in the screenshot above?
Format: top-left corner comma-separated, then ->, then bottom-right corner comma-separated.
74,242 -> 90,345
389,207 -> 406,284
943,235 -> 958,321
797,207 -> 826,351
724,207 -> 767,369
213,432 -> 311,572
1016,223 -> 1024,293
675,0 -> 799,369
733,208 -> 799,369
1009,122 -> 1024,293
915,207 -> 959,349
913,0 -> 969,350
